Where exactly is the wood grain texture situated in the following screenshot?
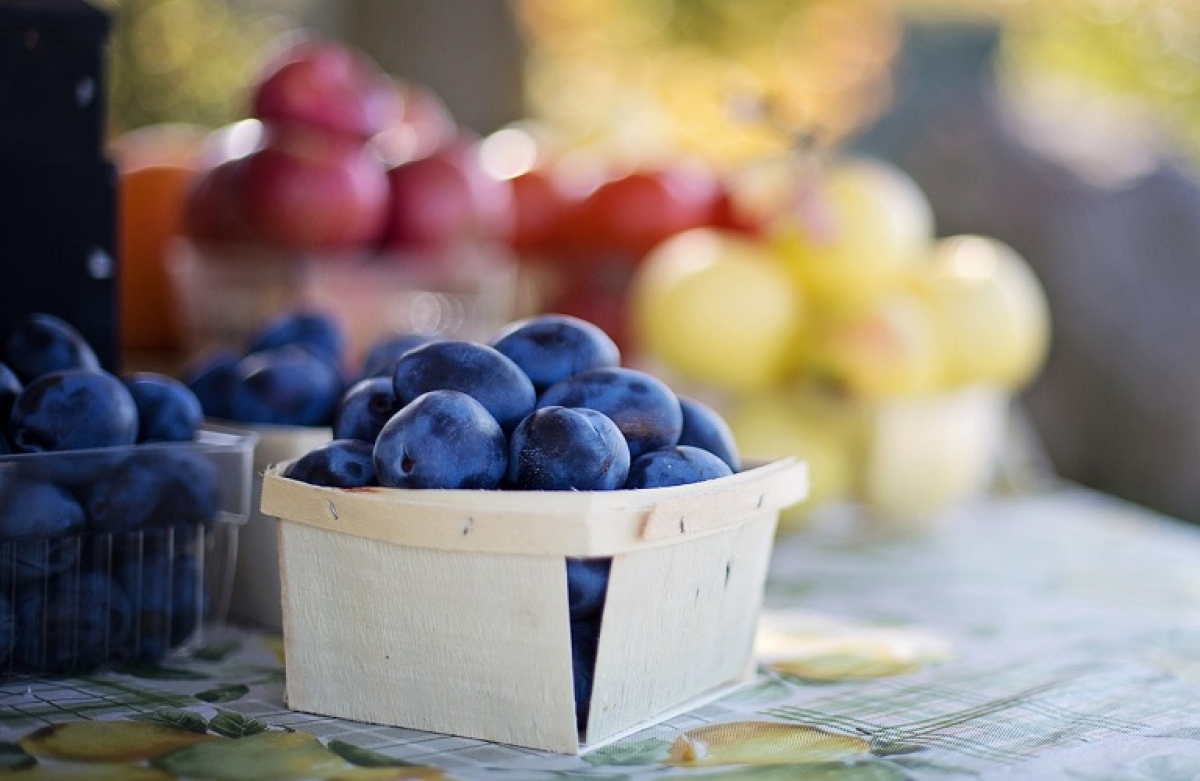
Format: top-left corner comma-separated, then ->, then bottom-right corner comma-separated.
586,511 -> 777,743
280,521 -> 581,752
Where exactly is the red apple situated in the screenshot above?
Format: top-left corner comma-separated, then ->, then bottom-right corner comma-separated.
570,163 -> 725,259
233,124 -> 390,252
251,36 -> 400,140
381,135 -> 514,253
507,166 -> 582,255
372,79 -> 460,167
708,178 -> 764,237
184,156 -> 250,245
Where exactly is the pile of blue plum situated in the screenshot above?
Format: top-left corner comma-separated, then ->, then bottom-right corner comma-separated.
256,310 -> 742,733
0,313 -> 220,674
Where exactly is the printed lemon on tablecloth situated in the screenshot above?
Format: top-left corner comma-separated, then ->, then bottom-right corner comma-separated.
18,721 -> 217,763
6,708 -> 449,781
667,721 -> 871,767
755,610 -> 954,681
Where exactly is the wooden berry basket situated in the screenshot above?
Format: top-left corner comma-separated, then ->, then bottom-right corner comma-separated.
259,457 -> 807,754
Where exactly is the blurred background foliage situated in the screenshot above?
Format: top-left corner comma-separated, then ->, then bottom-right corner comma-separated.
97,0 -> 1200,167
95,0 -> 310,135
512,0 -> 902,165
997,0 -> 1200,163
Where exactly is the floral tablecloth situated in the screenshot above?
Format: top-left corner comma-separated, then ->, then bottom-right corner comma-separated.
4,485 -> 1200,779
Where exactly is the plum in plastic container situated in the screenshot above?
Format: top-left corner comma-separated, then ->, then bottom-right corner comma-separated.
0,426 -> 258,677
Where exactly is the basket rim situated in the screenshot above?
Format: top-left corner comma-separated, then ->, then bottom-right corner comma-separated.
261,456 -> 808,556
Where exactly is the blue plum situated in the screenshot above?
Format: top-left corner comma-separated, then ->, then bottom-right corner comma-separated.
373,390 -> 506,489
0,313 -> 99,384
490,314 -> 620,393
0,361 -> 21,423
13,570 -> 133,673
571,617 -> 601,732
678,396 -> 741,472
392,341 -> 536,434
229,345 -> 344,426
506,406 -> 629,491
181,348 -> 240,420
246,310 -> 345,366
566,558 -> 610,622
537,367 -> 683,460
124,372 -> 204,443
84,451 -> 167,533
0,480 -> 86,582
0,479 -> 83,539
111,532 -> 205,662
333,377 -> 401,443
151,448 -> 221,526
0,593 -> 13,662
109,533 -> 172,663
168,549 -> 204,646
1,445 -> 125,494
284,439 -> 377,488
358,333 -> 435,379
8,368 -> 139,452
82,447 -> 217,533
0,535 -> 84,588
624,445 -> 733,489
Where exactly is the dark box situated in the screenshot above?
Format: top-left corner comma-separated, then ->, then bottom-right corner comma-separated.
0,0 -> 117,370
0,0 -> 110,165
0,161 -> 119,371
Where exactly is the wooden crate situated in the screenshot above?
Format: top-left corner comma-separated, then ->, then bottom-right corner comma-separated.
259,457 -> 807,754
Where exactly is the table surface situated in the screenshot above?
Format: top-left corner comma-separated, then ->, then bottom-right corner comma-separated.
4,484 -> 1200,780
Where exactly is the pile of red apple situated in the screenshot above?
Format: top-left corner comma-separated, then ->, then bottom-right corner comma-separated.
179,34 -> 760,352
183,35 -> 514,260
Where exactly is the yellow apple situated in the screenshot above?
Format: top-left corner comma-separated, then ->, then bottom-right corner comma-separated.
914,234 -> 1052,390
802,290 -> 945,399
736,154 -> 935,315
629,228 -> 805,393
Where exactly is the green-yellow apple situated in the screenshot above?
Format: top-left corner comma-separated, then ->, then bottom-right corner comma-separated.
629,227 -> 805,393
734,154 -> 935,315
914,234 -> 1052,390
802,290 -> 944,399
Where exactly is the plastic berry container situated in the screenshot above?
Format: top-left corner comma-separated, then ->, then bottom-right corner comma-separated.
0,426 -> 258,677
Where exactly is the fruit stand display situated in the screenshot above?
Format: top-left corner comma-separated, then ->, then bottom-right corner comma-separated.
110,31 -> 1054,535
